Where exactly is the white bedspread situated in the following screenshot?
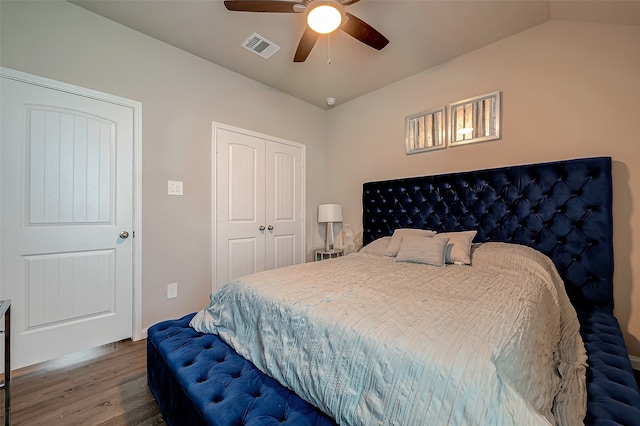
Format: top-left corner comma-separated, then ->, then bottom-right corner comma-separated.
191,242 -> 586,425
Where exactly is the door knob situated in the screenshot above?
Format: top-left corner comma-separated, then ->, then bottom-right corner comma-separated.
120,230 -> 130,239
268,225 -> 274,231
259,226 -> 265,231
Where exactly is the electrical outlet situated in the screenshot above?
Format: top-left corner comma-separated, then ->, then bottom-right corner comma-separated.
167,282 -> 178,299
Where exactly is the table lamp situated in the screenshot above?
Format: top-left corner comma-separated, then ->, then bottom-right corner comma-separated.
318,204 -> 342,251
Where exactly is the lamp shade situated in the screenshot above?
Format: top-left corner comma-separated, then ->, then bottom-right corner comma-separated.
307,2 -> 343,34
318,204 -> 342,223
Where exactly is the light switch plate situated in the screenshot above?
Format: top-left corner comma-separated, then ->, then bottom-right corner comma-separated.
167,282 -> 178,299
168,180 -> 183,196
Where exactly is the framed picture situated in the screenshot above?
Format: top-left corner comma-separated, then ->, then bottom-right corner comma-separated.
405,106 -> 446,154
449,91 -> 501,146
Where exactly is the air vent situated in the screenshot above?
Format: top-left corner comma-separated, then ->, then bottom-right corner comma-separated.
242,33 -> 281,59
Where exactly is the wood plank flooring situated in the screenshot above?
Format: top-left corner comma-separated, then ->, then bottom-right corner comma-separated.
0,339 -> 164,426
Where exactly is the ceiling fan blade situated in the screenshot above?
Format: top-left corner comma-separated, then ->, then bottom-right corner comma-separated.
294,27 -> 319,62
341,12 -> 389,50
341,0 -> 360,5
224,0 -> 302,13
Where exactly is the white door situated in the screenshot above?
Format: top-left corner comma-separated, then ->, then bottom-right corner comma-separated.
1,76 -> 134,369
215,128 -> 266,285
214,124 -> 304,289
265,141 -> 304,270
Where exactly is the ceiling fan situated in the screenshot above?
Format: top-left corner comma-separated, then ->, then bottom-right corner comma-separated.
223,0 -> 389,62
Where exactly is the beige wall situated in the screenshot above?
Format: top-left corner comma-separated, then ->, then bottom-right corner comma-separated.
0,1 -> 329,329
326,20 -> 640,356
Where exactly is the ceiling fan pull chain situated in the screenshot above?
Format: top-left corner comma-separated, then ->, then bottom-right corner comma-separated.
327,33 -> 332,64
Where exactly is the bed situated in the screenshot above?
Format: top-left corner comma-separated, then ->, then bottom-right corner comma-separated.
147,156 -> 640,425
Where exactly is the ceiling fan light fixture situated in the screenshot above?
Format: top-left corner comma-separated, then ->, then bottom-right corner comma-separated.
306,1 -> 344,34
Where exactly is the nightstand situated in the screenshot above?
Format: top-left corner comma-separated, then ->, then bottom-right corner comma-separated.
314,249 -> 343,261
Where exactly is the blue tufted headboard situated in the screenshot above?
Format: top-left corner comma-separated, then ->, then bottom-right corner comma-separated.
363,157 -> 614,309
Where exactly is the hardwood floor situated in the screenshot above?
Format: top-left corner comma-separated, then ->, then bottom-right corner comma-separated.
0,339 -> 164,426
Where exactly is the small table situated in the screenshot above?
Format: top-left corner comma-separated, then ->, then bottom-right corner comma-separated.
314,249 -> 343,261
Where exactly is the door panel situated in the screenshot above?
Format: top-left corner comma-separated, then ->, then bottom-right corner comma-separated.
265,142 -> 303,270
272,235 -> 295,270
27,108 -> 114,224
216,128 -> 265,285
1,76 -> 134,369
228,238 -> 258,283
25,250 -> 114,328
229,143 -> 259,222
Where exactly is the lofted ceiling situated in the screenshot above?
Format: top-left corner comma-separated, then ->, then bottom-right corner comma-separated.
70,0 -> 640,108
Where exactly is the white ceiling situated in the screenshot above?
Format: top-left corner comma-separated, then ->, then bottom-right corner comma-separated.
71,0 -> 640,108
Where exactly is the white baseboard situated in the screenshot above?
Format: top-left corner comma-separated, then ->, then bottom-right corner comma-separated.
138,327 -> 148,340
630,354 -> 640,371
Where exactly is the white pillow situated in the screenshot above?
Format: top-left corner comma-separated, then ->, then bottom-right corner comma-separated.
434,230 -> 477,265
342,224 -> 363,254
359,236 -> 392,256
384,228 -> 436,257
395,236 -> 449,267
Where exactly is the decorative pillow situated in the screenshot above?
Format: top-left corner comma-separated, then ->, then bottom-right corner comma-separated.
359,236 -> 392,256
352,230 -> 363,253
395,236 -> 449,267
434,230 -> 477,265
342,224 -> 364,254
384,228 -> 436,257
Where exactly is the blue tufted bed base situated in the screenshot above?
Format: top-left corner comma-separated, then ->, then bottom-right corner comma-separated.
147,313 -> 336,426
148,157 -> 640,425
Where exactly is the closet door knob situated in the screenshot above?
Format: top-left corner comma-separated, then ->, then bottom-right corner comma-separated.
268,225 -> 274,231
119,230 -> 130,239
259,226 -> 265,231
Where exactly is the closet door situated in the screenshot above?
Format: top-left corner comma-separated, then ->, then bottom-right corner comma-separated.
215,128 -> 266,287
214,124 -> 305,290
265,141 -> 304,270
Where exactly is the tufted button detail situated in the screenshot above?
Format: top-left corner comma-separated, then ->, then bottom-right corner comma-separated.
148,312 -> 337,426
357,158 -> 640,423
362,157 -> 615,307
